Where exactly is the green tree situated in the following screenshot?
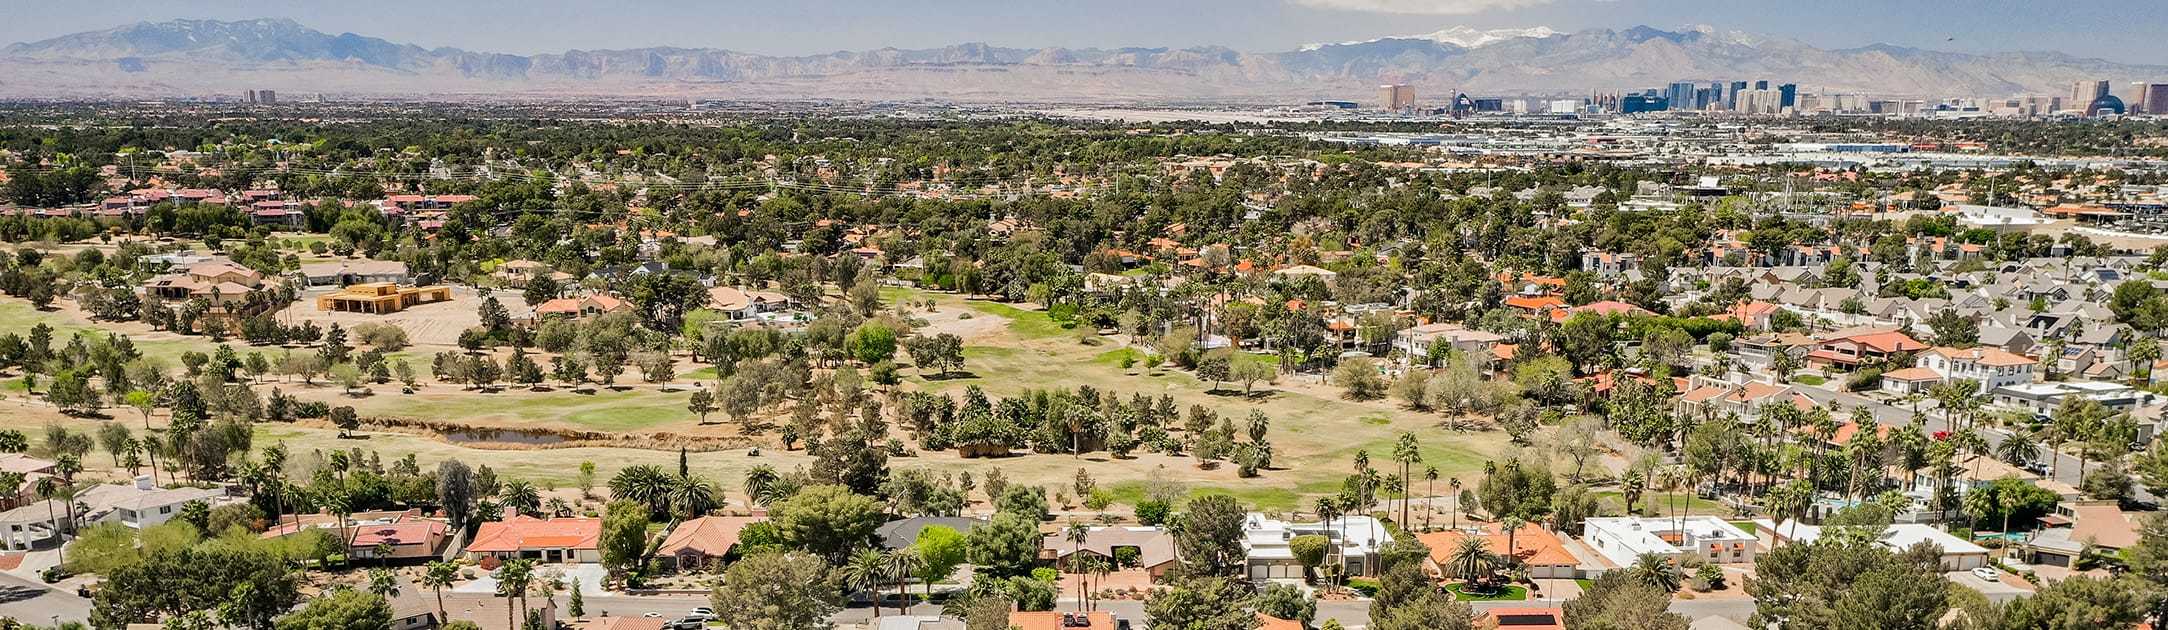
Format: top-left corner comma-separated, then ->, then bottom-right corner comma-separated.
1175,495 -> 1249,577
967,512 -> 1044,578
1565,571 -> 1691,630
273,588 -> 390,630
599,499 -> 651,582
1142,576 -> 1256,630
710,551 -> 843,630
769,485 -> 886,561
1747,528 -> 1949,629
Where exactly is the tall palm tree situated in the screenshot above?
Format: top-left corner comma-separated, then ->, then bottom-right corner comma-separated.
1312,496 -> 1343,583
368,568 -> 400,598
1499,516 -> 1525,563
140,434 -> 162,486
887,547 -> 927,614
495,558 -> 535,630
1996,430 -> 2039,468
1084,555 -> 1112,612
1621,470 -> 1645,516
844,549 -> 890,617
1065,522 -> 1091,611
35,477 -> 63,564
1422,466 -> 1440,531
1448,477 -> 1462,530
1392,432 -> 1422,528
423,560 -> 458,623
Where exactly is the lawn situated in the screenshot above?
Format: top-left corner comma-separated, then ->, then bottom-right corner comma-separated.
965,301 -> 1076,339
1596,491 -> 1728,517
0,300 -> 212,367
1446,583 -> 1528,601
1793,375 -> 1828,386
331,386 -> 698,431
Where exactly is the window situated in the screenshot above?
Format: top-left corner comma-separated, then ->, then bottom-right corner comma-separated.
159,506 -> 173,514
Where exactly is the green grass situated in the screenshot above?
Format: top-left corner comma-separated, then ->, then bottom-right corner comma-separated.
1597,492 -> 1727,516
1446,583 -> 1528,601
1793,375 -> 1828,386
0,300 -> 211,366
1730,521 -> 1757,535
1090,348 -> 1144,368
351,387 -> 693,430
681,367 -> 721,381
1574,579 -> 1595,591
1105,481 -> 1312,512
966,301 -> 1074,339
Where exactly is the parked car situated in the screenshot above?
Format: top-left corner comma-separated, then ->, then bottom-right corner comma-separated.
690,607 -> 715,618
1972,566 -> 2000,582
673,617 -> 711,630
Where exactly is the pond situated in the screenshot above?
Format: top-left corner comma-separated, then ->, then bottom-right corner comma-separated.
441,428 -> 568,446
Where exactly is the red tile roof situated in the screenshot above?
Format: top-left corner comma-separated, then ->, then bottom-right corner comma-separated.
466,516 -> 600,553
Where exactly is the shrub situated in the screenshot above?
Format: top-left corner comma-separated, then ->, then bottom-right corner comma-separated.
352,322 -> 411,351
1346,578 -> 1381,598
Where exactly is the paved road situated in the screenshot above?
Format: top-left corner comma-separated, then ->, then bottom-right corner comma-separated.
0,571 -> 91,625
543,593 -> 1759,628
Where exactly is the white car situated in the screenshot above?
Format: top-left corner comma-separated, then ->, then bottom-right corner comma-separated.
690,607 -> 715,617
1972,566 -> 2000,582
642,612 -> 665,618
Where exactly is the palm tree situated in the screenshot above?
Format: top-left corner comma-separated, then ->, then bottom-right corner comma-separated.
35,477 -> 63,564
887,547 -> 927,614
743,465 -> 781,506
1392,432 -> 1422,527
1422,466 -> 1440,531
1500,516 -> 1525,563
1621,470 -> 1646,516
1065,522 -> 1091,611
1448,477 -> 1462,530
140,434 -> 162,486
501,480 -> 541,516
1629,552 -> 1685,592
844,548 -> 890,617
666,474 -> 721,519
1997,430 -> 2039,467
610,465 -> 673,516
1445,538 -> 1498,588
1084,555 -> 1112,612
368,568 -> 401,598
423,560 -> 459,622
1312,496 -> 1343,584
495,558 -> 535,630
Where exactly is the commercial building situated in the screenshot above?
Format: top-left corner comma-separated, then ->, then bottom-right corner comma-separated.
1582,516 -> 1758,567
2141,83 -> 2168,115
1380,84 -> 1415,111
2072,80 -> 2111,112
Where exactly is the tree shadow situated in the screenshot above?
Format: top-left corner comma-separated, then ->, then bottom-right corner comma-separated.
921,371 -> 979,381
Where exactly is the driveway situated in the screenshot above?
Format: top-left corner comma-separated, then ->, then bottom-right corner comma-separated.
1947,570 -> 2030,602
0,570 -> 91,624
457,563 -> 609,596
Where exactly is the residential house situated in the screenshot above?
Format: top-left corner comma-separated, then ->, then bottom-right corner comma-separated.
1393,323 -> 1505,362
657,515 -> 764,569
1991,381 -> 2151,416
140,260 -> 267,308
706,286 -> 791,321
2025,501 -> 2142,567
1475,608 -> 1565,630
1917,346 -> 2037,390
0,455 -> 55,507
1678,381 -> 1810,424
530,295 -> 634,321
1733,333 -> 1816,371
1416,523 -> 1579,579
1041,526 -> 1180,580
75,477 -> 229,530
1805,328 -> 1926,370
1582,517 -> 1758,567
1581,251 -> 1641,278
1758,520 -> 1989,570
465,510 -> 602,564
876,516 -> 984,551
1242,513 -> 1388,579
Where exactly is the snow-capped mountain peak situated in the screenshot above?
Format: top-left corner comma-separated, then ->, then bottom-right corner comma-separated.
1300,26 -> 1559,52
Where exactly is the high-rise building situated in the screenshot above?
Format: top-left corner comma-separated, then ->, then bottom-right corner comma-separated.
1621,94 -> 1669,114
1666,82 -> 1698,111
245,89 -> 258,104
2072,80 -> 2110,111
258,90 -> 277,104
1754,80 -> 1770,91
2138,83 -> 2168,115
1728,81 -> 1749,108
1778,84 -> 1798,109
1379,84 -> 1416,111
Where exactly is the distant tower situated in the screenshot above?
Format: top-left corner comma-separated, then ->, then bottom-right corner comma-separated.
2071,80 -> 2110,112
259,90 -> 277,104
1379,84 -> 1415,111
245,89 -> 258,104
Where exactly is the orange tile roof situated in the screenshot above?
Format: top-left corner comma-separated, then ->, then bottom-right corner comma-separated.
466,516 -> 601,553
1881,366 -> 1944,381
1256,614 -> 1303,630
657,515 -> 764,557
1504,296 -> 1566,311
1417,524 -> 1578,568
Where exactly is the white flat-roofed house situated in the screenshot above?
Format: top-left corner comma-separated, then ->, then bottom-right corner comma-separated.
1756,520 -> 1990,571
1582,516 -> 1758,567
1242,513 -> 1388,580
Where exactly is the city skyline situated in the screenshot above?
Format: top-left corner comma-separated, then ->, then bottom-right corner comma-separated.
4,0 -> 2165,64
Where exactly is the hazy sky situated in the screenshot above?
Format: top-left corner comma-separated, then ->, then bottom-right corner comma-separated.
6,0 -> 2161,63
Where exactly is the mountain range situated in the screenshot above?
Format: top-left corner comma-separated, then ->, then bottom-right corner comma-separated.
0,18 -> 2161,102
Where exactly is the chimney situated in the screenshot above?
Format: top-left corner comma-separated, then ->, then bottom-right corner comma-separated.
134,475 -> 154,491
503,505 -> 521,520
